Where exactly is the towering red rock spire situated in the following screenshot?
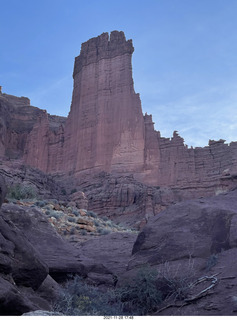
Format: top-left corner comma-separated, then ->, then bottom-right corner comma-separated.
63,31 -> 145,177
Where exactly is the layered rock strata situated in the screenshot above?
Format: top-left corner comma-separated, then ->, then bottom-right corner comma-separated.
1,31 -> 237,200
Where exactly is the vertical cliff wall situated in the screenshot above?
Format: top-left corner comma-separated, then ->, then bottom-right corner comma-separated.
1,31 -> 237,198
62,31 -> 145,177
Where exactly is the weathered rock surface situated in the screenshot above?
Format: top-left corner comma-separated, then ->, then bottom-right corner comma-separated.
75,172 -> 207,227
75,232 -> 137,276
0,277 -> 36,315
1,203 -> 85,281
20,31 -> 237,199
1,31 -> 237,223
0,160 -> 65,200
130,188 -> 237,268
124,188 -> 237,315
0,176 -> 51,315
0,92 -> 65,161
62,31 -> 145,179
0,212 -> 48,289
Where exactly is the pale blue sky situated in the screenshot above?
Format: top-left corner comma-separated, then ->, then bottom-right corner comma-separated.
1,0 -> 237,147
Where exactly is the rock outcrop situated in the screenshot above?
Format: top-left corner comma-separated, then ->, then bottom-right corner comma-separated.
75,232 -> 137,276
62,31 -> 145,178
0,177 -> 50,315
0,91 -> 65,169
123,188 -> 237,315
1,203 -> 85,281
1,31 -> 237,215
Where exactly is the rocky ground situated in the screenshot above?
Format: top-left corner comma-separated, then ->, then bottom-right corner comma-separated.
1,173 -> 237,316
6,198 -> 137,243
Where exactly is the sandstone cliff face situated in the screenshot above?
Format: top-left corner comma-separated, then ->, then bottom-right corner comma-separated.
0,92 -> 66,172
1,31 -> 237,201
23,112 -> 65,172
63,31 -> 145,178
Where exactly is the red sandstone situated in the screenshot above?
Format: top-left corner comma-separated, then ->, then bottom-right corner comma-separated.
0,31 -> 237,198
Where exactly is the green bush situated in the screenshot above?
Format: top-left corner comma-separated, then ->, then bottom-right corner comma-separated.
7,184 -> 38,200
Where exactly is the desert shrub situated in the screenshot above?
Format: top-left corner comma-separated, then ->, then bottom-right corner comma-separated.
70,188 -> 77,194
48,210 -> 63,220
94,220 -> 100,227
35,200 -> 47,207
205,254 -> 218,271
7,184 -> 38,200
53,276 -> 122,315
61,188 -> 67,196
54,265 -> 196,316
102,216 -> 108,221
51,199 -> 58,204
70,227 -> 75,235
68,216 -> 76,223
97,227 -> 110,235
80,229 -> 87,236
106,220 -> 113,228
72,210 -> 79,217
156,260 -> 195,302
102,229 -> 111,235
87,211 -> 97,218
115,265 -> 162,315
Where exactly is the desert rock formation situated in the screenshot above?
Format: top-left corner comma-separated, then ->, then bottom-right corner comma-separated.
0,31 -> 237,219
124,188 -> 237,315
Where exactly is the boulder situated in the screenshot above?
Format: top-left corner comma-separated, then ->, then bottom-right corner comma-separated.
76,232 -> 137,276
1,203 -> 86,281
0,277 -> 36,315
0,176 -> 50,315
124,189 -> 237,315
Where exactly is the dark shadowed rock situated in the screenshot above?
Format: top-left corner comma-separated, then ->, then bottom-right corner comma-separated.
76,232 -> 137,276
0,176 -> 51,315
36,275 -> 62,303
0,212 -> 48,289
0,277 -> 36,315
124,189 -> 237,315
129,189 -> 237,269
1,203 -> 85,281
0,175 -> 6,207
